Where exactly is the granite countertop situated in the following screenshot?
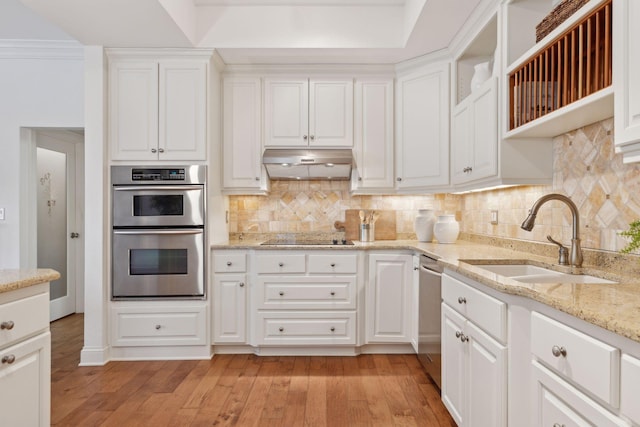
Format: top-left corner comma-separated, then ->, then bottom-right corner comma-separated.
212,239 -> 640,344
0,269 -> 60,294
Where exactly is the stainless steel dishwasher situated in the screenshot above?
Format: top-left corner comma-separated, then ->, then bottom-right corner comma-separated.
418,254 -> 443,390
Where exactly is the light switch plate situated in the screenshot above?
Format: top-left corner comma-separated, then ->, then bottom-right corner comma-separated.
0,208 -> 5,220
490,210 -> 498,224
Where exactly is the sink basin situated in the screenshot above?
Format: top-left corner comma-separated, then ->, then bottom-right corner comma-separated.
465,262 -> 617,285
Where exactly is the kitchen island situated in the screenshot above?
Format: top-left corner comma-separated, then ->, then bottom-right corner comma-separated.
0,268 -> 58,427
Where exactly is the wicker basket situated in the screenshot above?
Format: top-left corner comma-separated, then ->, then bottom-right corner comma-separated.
535,0 -> 590,42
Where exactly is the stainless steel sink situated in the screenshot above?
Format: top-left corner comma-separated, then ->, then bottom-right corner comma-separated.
463,261 -> 617,285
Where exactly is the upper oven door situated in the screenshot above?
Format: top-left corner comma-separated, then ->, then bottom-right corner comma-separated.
112,185 -> 204,228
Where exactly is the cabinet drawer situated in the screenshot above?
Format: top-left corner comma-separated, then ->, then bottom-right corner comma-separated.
621,354 -> 640,424
111,305 -> 207,347
531,312 -> 620,407
256,253 -> 306,274
257,276 -> 356,309
0,292 -> 49,349
533,361 -> 629,427
442,274 -> 506,343
212,251 -> 247,272
256,311 -> 356,345
308,253 -> 357,274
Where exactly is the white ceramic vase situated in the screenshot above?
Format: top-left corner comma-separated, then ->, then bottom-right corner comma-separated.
414,209 -> 436,242
434,214 -> 460,244
470,61 -> 491,92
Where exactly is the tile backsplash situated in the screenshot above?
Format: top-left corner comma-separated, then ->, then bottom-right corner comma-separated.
230,118 -> 640,252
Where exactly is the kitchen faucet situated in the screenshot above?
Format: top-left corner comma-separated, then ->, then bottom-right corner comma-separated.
521,193 -> 583,267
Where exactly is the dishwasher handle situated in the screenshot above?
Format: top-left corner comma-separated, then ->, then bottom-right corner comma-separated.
420,264 -> 442,277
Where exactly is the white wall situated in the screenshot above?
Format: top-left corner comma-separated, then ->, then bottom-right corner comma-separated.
0,41 -> 84,268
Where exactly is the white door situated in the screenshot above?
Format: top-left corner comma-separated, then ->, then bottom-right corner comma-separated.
36,130 -> 84,321
264,78 -> 309,147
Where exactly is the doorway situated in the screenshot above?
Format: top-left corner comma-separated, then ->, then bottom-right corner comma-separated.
27,129 -> 85,321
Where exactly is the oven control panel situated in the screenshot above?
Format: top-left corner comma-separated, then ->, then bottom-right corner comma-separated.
131,168 -> 186,181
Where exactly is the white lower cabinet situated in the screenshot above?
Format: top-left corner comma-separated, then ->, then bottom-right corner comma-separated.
441,301 -> 507,427
0,283 -> 50,427
212,250 -> 248,344
621,354 -> 640,425
366,253 -> 413,343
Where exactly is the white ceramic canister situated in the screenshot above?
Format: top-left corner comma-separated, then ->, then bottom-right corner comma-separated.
470,61 -> 491,92
414,209 -> 436,242
434,214 -> 460,244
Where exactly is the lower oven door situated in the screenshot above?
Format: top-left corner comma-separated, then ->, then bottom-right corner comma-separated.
112,228 -> 204,299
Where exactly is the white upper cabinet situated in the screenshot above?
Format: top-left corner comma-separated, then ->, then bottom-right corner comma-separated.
351,78 -> 395,193
264,78 -> 353,148
222,76 -> 268,193
395,61 -> 450,191
614,0 -> 640,163
109,52 -> 209,161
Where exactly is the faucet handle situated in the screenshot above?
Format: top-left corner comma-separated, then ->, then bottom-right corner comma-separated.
547,235 -> 569,266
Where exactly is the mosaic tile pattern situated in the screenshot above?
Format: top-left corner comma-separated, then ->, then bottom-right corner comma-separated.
229,180 -> 461,238
461,118 -> 640,252
230,118 -> 640,253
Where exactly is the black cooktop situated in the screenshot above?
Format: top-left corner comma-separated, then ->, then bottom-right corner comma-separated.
260,239 -> 354,246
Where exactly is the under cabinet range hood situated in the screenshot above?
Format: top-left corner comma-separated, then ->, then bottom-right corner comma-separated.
262,149 -> 354,180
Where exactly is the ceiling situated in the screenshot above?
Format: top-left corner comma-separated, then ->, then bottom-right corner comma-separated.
7,0 -> 483,64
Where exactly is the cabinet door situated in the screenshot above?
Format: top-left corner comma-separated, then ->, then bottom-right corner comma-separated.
264,78 -> 309,147
309,79 -> 353,147
366,253 -> 413,343
441,304 -> 466,426
352,79 -> 395,191
0,332 -> 50,427
159,61 -> 207,160
223,77 -> 264,190
109,61 -> 159,161
451,101 -> 472,185
213,274 -> 247,343
614,0 -> 640,161
395,62 -> 450,190
470,78 -> 498,181
466,321 -> 507,427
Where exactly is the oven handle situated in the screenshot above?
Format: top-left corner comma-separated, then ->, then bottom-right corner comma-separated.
113,185 -> 203,191
113,229 -> 203,235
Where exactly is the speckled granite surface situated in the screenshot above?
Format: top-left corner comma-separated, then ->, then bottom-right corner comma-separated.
0,269 -> 60,294
212,238 -> 640,344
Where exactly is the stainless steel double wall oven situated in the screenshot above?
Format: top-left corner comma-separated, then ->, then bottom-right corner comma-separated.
111,166 -> 206,299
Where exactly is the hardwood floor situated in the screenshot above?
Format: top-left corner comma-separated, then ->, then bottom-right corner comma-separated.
51,314 -> 455,426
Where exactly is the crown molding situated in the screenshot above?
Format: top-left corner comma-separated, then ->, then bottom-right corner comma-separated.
0,39 -> 84,60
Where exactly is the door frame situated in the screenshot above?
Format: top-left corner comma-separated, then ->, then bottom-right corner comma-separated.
20,128 -> 85,316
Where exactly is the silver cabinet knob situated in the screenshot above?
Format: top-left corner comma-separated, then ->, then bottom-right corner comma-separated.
310,135 -> 315,141
396,177 -> 402,182
255,177 -> 260,181
330,263 -> 336,267
330,327 -> 335,332
70,232 -> 80,239
151,148 -> 157,153
1,354 -> 16,364
279,327 -> 284,332
330,291 -> 335,296
278,262 -> 284,267
553,424 -> 566,427
358,177 -> 362,181
552,345 -> 567,357
303,135 -> 308,140
460,334 -> 469,343
455,331 -> 462,338
155,325 -> 161,330
158,148 -> 165,153
279,291 -> 284,296
226,261 -> 232,266
458,297 -> 467,304
1,321 -> 15,330
239,282 -> 245,287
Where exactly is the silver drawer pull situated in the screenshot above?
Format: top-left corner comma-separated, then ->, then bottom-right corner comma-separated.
552,345 -> 567,357
2,354 -> 16,364
460,334 -> 469,343
279,291 -> 284,296
330,291 -> 335,296
226,261 -> 232,266
279,327 -> 284,332
239,282 -> 245,287
278,262 -> 284,267
458,297 -> 467,304
1,321 -> 15,330
330,263 -> 336,267
330,327 -> 335,332
553,424 -> 566,427
155,325 -> 161,330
